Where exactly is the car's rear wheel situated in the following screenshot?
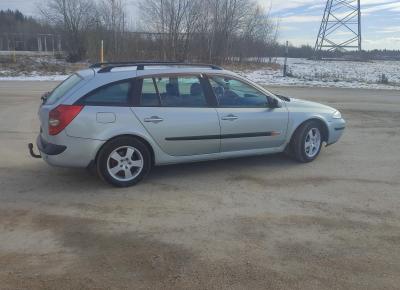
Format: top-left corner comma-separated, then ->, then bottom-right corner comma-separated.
291,121 -> 323,163
97,137 -> 151,187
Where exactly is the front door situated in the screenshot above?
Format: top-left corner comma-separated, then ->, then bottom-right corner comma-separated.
208,75 -> 289,152
133,75 -> 220,156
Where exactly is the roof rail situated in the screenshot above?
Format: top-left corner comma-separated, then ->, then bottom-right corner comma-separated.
89,61 -> 223,73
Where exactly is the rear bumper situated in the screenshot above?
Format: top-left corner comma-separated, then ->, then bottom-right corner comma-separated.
37,135 -> 67,155
35,132 -> 105,168
327,118 -> 346,145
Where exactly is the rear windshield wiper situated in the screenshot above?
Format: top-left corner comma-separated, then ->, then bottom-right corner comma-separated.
41,92 -> 51,104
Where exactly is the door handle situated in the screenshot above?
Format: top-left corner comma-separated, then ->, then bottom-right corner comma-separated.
144,116 -> 164,123
221,114 -> 239,121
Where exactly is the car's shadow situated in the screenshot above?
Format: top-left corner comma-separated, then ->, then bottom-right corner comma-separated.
5,153 -> 299,194
148,153 -> 298,181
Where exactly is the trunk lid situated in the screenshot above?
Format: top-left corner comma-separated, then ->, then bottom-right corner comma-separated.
37,73 -> 87,139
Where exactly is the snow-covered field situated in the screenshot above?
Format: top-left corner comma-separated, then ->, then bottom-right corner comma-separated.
1,57 -> 399,90
238,58 -> 400,90
0,71 -> 68,81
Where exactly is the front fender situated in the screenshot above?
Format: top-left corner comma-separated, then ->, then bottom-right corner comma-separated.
286,113 -> 331,146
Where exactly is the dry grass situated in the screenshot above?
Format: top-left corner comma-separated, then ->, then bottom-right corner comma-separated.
0,55 -> 87,76
223,61 -> 281,72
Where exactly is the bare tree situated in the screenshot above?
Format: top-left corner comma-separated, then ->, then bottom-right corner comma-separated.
208,0 -> 253,63
39,0 -> 96,61
37,0 -> 279,63
97,0 -> 126,58
138,0 -> 277,63
139,0 -> 205,60
238,5 -> 278,62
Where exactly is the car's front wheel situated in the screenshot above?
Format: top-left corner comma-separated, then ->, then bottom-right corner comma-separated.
291,121 -> 323,163
97,137 -> 151,187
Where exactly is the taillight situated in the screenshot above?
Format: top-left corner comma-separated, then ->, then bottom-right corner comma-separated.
48,105 -> 83,135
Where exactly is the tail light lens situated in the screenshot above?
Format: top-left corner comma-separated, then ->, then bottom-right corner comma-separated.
48,105 -> 83,135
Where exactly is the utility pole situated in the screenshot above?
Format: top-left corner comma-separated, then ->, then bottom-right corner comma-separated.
283,41 -> 289,77
358,0 -> 362,52
313,0 -> 362,59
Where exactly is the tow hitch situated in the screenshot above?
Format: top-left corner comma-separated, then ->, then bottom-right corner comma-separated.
28,143 -> 41,158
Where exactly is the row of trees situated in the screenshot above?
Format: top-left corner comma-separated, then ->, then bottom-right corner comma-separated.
0,10 -> 50,35
3,4 -> 398,63
0,10 -> 55,52
36,0 -> 279,63
138,0 -> 278,63
37,0 -> 127,61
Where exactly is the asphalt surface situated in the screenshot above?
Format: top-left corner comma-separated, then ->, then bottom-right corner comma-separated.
0,81 -> 399,289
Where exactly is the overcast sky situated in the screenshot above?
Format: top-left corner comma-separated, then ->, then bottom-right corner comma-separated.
1,0 -> 399,50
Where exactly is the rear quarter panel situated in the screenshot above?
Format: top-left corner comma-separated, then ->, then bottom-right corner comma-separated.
64,105 -> 165,156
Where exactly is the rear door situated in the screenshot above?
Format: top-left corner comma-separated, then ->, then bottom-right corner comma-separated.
208,75 -> 289,152
132,74 -> 220,156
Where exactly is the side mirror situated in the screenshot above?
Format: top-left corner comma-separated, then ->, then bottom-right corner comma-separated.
270,97 -> 282,108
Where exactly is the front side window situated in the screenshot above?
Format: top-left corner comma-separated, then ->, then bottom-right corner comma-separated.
209,76 -> 269,108
82,81 -> 131,105
140,76 -> 207,107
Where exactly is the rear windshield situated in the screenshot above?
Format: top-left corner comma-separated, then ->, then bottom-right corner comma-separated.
45,74 -> 82,105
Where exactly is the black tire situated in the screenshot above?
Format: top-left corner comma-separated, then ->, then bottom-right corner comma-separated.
96,136 -> 151,187
290,121 -> 323,163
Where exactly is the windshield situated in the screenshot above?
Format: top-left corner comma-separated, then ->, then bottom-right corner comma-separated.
45,74 -> 82,105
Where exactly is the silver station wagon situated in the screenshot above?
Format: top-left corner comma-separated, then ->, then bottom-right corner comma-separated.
29,62 -> 346,187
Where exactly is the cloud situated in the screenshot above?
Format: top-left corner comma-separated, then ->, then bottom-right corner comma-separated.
279,26 -> 301,31
264,0 -> 320,13
376,26 -> 400,34
278,15 -> 321,24
0,0 -> 37,16
362,1 -> 400,14
265,0 -> 400,14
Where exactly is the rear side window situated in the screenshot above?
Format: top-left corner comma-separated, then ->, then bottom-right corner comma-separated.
46,74 -> 82,105
79,81 -> 131,106
140,76 -> 207,107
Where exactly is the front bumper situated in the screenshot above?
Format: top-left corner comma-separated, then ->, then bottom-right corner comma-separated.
327,118 -> 346,145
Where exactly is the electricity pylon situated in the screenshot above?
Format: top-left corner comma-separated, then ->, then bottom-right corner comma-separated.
313,0 -> 361,59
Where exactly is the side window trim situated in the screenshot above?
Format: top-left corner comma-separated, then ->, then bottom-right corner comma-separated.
205,74 -> 272,108
131,78 -> 142,107
75,78 -> 135,106
201,74 -> 218,107
137,74 -> 214,108
152,77 -> 162,106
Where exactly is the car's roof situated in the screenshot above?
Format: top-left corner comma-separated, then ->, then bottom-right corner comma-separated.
76,66 -> 239,81
134,67 -> 238,77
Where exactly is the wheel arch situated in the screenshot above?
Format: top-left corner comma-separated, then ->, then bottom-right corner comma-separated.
94,134 -> 155,166
290,117 -> 330,144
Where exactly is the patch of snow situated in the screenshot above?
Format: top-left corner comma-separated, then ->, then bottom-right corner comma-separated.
0,74 -> 68,81
1,58 -> 399,90
237,58 -> 400,90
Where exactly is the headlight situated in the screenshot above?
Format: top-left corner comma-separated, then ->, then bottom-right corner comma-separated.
332,110 -> 342,119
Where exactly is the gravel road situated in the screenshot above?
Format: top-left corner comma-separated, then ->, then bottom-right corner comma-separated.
0,81 -> 399,289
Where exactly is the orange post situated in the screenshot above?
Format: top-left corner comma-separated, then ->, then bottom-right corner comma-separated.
100,40 -> 104,63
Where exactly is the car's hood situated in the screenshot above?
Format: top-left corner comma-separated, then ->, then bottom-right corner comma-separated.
283,97 -> 336,113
